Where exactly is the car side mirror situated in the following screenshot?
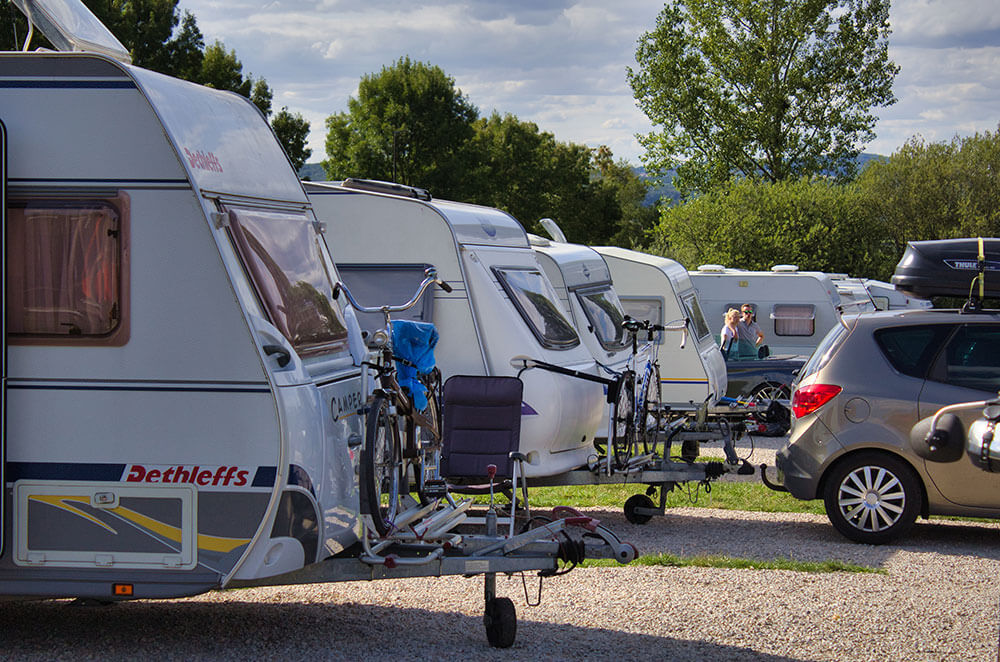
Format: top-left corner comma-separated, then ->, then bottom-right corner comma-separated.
909,413 -> 966,463
757,344 -> 770,359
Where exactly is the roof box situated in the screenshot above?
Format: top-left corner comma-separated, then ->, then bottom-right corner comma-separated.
891,238 -> 1000,299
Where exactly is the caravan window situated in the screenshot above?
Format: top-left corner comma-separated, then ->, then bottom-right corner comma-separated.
680,292 -> 711,341
620,296 -> 663,343
575,285 -> 627,350
335,263 -> 435,339
493,267 -> 579,349
227,208 -> 348,356
772,303 -> 815,336
6,196 -> 129,345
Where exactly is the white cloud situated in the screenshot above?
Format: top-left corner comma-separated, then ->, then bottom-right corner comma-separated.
178,1 -> 1000,164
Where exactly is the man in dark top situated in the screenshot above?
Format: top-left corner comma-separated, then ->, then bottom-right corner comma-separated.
738,304 -> 765,347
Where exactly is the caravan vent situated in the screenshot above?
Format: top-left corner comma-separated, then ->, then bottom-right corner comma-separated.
341,178 -> 431,201
697,264 -> 726,272
770,264 -> 800,273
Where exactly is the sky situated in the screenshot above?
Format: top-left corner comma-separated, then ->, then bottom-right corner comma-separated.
177,0 -> 1000,166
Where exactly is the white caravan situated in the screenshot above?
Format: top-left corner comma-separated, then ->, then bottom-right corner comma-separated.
689,264 -> 843,356
592,247 -> 727,409
833,276 -> 932,312
304,181 -> 605,477
528,235 -> 631,437
2,0 -> 370,600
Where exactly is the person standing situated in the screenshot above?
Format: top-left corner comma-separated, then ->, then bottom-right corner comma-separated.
738,304 -> 765,347
720,308 -> 740,357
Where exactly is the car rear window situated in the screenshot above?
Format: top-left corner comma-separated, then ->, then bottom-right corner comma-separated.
796,323 -> 848,382
874,324 -> 952,379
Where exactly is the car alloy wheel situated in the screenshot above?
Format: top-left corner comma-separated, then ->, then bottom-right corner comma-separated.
823,451 -> 921,544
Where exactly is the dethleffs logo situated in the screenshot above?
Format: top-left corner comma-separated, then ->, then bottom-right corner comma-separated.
183,148 -> 224,173
125,464 -> 250,487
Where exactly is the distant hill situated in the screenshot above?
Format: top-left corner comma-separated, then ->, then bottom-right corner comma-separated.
636,152 -> 886,207
298,163 -> 326,181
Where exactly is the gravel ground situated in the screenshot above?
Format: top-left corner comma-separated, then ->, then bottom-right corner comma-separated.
3,503 -> 998,662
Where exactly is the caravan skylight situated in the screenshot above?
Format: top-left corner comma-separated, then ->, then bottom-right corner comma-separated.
11,0 -> 131,64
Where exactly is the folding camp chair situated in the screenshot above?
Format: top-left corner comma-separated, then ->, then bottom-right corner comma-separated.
439,375 -> 529,536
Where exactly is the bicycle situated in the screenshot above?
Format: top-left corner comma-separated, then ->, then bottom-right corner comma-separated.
332,268 -> 452,537
607,315 -> 689,469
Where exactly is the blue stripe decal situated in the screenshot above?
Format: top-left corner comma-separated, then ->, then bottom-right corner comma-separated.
0,80 -> 136,89
252,466 -> 277,488
8,384 -> 271,394
7,462 -> 279,488
8,462 -> 126,482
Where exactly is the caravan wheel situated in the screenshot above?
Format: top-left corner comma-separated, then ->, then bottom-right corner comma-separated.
361,395 -> 405,537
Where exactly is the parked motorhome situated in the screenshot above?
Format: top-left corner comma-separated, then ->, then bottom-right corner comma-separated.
304,180 -> 605,477
689,264 -> 843,357
2,1 -> 372,599
591,247 -> 727,409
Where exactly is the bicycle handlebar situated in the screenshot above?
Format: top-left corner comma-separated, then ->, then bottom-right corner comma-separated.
622,315 -> 689,349
332,267 -> 451,314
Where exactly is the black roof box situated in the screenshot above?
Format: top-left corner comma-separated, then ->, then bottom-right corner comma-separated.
891,238 -> 1000,299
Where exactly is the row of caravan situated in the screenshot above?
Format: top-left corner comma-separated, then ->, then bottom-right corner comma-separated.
0,0 -> 719,603
305,180 -> 729,471
1,0 -> 922,605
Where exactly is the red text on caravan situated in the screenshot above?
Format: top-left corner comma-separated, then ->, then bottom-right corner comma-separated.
125,464 -> 250,487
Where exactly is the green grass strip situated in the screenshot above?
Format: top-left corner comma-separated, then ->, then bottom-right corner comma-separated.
506,482 -> 826,515
580,553 -> 885,574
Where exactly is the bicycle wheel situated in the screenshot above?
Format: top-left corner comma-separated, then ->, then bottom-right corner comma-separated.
361,394 -> 404,537
610,371 -> 636,468
639,363 -> 662,455
412,369 -> 443,501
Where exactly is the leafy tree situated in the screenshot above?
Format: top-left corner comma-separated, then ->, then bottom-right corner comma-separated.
858,128 -> 1000,257
592,146 -> 659,248
628,0 -> 898,195
272,107 -> 313,171
648,176 -> 889,278
324,57 -> 478,197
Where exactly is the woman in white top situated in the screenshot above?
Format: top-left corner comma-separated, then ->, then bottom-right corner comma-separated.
720,308 -> 739,356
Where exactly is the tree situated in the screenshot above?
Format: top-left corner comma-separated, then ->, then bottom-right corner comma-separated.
628,0 -> 898,195
323,57 -> 478,196
857,128 -> 1000,257
272,108 -> 313,171
648,176 -> 889,278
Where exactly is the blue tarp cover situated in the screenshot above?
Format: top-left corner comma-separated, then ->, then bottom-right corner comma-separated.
391,320 -> 439,411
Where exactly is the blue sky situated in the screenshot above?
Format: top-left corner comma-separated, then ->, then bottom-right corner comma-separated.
178,0 -> 1000,165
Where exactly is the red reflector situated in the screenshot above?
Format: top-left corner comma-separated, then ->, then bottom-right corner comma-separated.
791,384 -> 842,418
112,583 -> 133,596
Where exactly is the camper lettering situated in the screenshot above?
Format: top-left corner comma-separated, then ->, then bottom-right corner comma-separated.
125,464 -> 250,487
182,148 -> 224,173
331,390 -> 365,421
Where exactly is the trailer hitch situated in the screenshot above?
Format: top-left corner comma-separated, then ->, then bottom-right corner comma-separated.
759,463 -> 788,492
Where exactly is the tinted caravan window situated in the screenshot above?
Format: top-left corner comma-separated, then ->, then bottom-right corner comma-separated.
681,292 -> 711,341
6,196 -> 129,345
494,266 -> 579,349
576,285 -> 627,351
228,208 -> 348,356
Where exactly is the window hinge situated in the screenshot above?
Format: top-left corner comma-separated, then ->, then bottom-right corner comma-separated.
211,211 -> 229,228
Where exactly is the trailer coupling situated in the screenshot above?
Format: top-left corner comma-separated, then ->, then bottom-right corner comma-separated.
759,463 -> 788,492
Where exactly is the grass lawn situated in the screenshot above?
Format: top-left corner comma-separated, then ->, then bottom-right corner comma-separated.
525,481 -> 825,516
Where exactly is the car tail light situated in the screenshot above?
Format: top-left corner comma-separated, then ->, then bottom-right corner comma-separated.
791,384 -> 842,418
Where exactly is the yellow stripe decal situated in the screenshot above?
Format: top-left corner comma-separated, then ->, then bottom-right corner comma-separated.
30,494 -> 250,553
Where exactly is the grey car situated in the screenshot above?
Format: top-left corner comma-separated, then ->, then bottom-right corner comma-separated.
774,308 -> 1000,544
